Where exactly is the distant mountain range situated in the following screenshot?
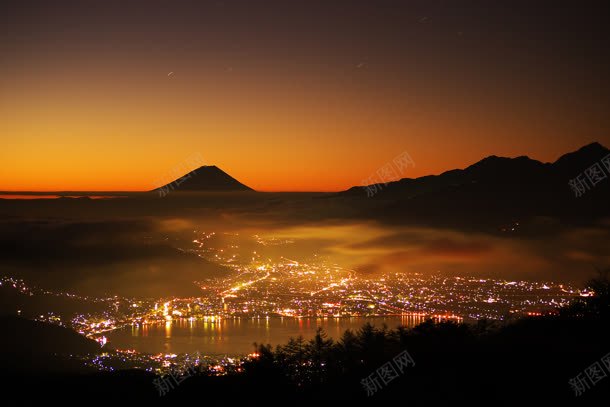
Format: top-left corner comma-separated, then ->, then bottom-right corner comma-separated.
153,165 -> 253,192
156,143 -> 609,199
146,143 -> 609,226
346,142 -> 608,195
340,142 -> 610,226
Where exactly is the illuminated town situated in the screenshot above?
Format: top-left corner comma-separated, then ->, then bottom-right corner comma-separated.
0,230 -> 589,373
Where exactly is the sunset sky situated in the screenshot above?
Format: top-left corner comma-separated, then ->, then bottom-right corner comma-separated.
1,0 -> 609,192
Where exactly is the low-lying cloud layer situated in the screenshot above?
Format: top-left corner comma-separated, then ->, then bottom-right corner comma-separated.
256,221 -> 610,283
1,197 -> 609,299
0,218 -> 227,297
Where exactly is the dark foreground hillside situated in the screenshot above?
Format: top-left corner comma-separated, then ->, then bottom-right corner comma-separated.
2,277 -> 610,406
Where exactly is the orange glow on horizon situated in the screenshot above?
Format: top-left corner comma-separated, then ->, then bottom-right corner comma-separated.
1,49 -> 607,192
1,2 -> 609,193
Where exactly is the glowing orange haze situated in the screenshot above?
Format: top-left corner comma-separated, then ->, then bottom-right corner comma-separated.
0,59 -> 606,192
1,1 -> 609,192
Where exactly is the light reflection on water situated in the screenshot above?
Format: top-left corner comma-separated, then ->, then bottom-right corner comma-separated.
107,316 -> 440,355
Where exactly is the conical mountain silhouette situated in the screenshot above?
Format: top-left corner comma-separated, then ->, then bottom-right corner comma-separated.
153,165 -> 253,192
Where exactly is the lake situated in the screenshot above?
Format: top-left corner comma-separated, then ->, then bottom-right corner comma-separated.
106,315 -> 434,355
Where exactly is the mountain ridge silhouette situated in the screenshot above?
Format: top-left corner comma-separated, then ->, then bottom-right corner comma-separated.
345,141 -> 609,195
153,165 -> 253,192
338,142 -> 610,227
